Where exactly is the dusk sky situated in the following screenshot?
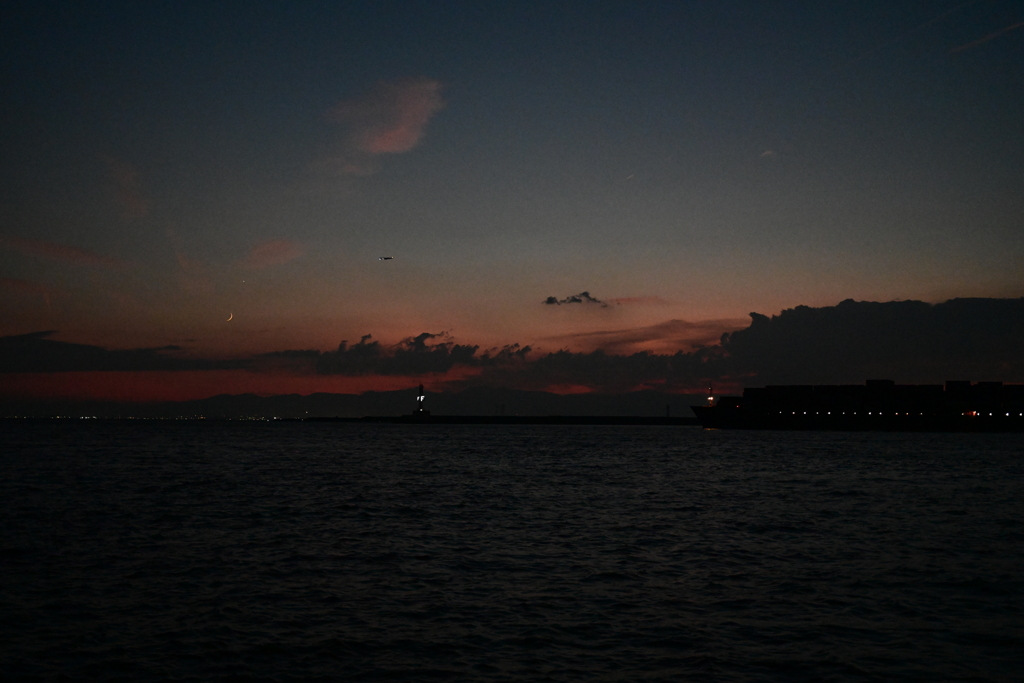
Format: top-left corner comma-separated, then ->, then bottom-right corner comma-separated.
2,1 -> 1023,403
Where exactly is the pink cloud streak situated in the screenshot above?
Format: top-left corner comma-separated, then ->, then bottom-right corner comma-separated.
543,318 -> 749,355
241,239 -> 306,269
951,22 -> 1024,53
606,296 -> 673,306
327,77 -> 445,156
104,156 -> 148,221
0,235 -> 126,268
0,276 -> 54,311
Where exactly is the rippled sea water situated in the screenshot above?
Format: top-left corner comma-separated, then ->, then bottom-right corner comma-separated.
1,422 -> 1022,682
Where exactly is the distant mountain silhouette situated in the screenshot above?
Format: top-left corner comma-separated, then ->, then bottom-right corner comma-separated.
1,387 -> 708,419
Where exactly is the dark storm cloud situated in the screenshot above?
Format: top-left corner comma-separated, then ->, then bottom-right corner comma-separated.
717,298 -> 1024,384
461,297 -> 1024,391
543,291 -> 607,306
0,331 -> 246,373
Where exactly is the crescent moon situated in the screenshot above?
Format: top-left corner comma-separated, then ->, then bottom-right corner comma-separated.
226,313 -> 233,322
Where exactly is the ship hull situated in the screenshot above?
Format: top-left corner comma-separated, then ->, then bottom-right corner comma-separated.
692,406 -> 1024,432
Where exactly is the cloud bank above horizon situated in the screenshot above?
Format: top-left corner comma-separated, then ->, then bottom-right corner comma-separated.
3,298 -> 1023,405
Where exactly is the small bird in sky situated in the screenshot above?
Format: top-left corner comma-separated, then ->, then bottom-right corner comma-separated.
378,256 -> 394,260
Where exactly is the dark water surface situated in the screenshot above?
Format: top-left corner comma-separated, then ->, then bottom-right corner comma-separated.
1,422 -> 1022,681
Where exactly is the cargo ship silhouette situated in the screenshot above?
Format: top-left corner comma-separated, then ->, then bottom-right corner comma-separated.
692,380 -> 1024,431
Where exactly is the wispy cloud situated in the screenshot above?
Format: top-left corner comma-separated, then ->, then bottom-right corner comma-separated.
543,318 -> 747,355
0,235 -> 126,269
166,227 -> 213,295
543,291 -> 607,307
104,156 -> 148,221
0,277 -> 55,312
951,21 -> 1024,53
0,277 -> 50,294
852,1 -> 975,62
324,77 -> 445,174
605,296 -> 672,306
240,239 -> 306,270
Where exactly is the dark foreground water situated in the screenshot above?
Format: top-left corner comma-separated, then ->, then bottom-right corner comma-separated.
1,422 -> 1022,682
